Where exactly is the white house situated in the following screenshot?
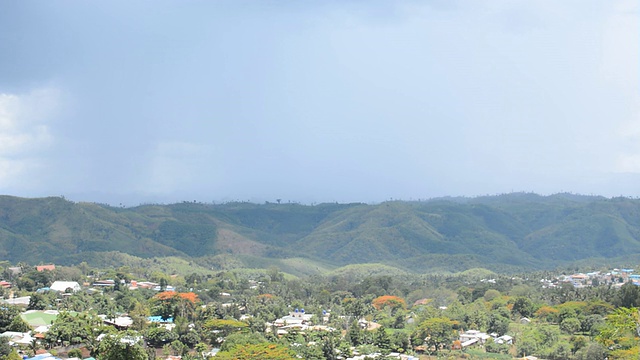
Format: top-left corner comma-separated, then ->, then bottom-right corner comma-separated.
495,335 -> 513,345
50,281 -> 81,293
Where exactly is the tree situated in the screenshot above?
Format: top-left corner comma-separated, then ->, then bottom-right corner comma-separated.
159,278 -> 168,292
512,296 -> 536,318
220,332 -> 266,352
371,295 -> 406,312
8,315 -> 30,333
145,326 -> 178,348
0,336 -> 12,358
170,339 -> 188,356
596,306 -> 639,355
483,289 -> 501,302
179,330 -> 201,348
321,333 -> 339,360
373,326 -> 390,350
129,301 -> 151,331
3,349 -> 22,360
347,320 -> 363,346
0,307 -> 21,333
67,348 -> 82,358
203,318 -> 248,340
574,342 -> 607,360
485,338 -> 509,354
215,343 -> 295,360
96,331 -> 148,360
615,283 -> 640,308
27,293 -> 50,310
560,317 -> 581,334
411,317 -> 457,355
487,311 -> 510,335
343,298 -> 374,319
547,341 -> 572,360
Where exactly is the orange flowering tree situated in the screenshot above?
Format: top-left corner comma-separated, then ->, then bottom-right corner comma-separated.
535,306 -> 559,323
372,295 -> 407,311
152,291 -> 199,321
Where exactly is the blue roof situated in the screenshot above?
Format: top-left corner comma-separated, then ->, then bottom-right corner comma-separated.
23,354 -> 62,360
148,316 -> 173,323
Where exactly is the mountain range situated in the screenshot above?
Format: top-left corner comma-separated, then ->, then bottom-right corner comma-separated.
0,193 -> 639,274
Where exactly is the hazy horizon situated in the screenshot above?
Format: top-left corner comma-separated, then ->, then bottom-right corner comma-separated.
1,1 -> 638,206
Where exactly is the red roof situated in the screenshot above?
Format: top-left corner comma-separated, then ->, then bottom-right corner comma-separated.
36,264 -> 55,272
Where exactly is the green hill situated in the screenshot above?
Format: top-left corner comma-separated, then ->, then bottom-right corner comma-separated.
0,193 -> 639,273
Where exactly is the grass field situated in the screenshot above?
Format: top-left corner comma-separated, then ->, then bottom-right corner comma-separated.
21,310 -> 63,327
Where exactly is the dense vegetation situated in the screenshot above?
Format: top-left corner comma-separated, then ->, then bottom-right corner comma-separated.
0,262 -> 640,359
1,193 -> 640,274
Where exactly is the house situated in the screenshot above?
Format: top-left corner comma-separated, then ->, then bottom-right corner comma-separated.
136,281 -> 158,289
100,315 -> 133,329
3,296 -> 30,306
495,335 -> 513,345
0,331 -> 34,345
7,267 -> 21,276
36,264 -> 55,272
50,281 -> 81,293
273,309 -> 313,327
459,330 -> 491,347
92,279 -> 115,287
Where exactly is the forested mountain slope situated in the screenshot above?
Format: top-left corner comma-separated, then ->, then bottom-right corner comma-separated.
0,193 -> 639,272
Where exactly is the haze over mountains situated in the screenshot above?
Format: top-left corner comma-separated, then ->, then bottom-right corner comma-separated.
0,193 -> 639,274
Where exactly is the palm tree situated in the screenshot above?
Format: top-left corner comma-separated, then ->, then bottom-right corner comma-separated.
29,338 -> 39,356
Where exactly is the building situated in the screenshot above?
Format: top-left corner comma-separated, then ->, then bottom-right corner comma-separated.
35,264 -> 55,272
50,281 -> 81,293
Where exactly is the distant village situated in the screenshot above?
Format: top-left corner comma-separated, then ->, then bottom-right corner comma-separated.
539,268 -> 639,289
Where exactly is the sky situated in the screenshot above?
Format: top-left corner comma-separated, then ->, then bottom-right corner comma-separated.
0,0 -> 638,205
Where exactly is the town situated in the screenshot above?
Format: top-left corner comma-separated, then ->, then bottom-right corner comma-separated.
0,262 -> 636,360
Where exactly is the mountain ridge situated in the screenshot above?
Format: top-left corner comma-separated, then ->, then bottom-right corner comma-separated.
0,193 -> 639,273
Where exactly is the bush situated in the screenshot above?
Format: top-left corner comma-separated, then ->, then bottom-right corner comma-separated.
485,339 -> 509,354
67,348 -> 82,358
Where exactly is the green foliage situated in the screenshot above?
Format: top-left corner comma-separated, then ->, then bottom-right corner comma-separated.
96,331 -> 148,360
0,307 -> 21,334
517,324 -> 561,357
4,194 -> 640,273
144,326 -> 178,347
411,317 -> 457,354
485,338 -> 509,354
214,342 -> 296,360
7,315 -> 30,333
220,332 -> 267,351
596,306 -> 639,356
45,312 -> 103,347
67,348 -> 82,358
2,349 -> 22,360
560,317 -> 581,334
0,337 -> 11,358
203,318 -> 248,345
512,296 -> 536,318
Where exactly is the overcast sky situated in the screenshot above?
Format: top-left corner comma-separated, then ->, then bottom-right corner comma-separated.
0,1 -> 638,205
